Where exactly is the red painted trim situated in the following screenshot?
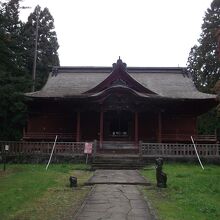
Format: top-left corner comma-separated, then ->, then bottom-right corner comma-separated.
76,112 -> 81,142
23,126 -> 26,138
135,112 -> 139,147
99,111 -> 104,148
158,112 -> 162,143
26,115 -> 30,133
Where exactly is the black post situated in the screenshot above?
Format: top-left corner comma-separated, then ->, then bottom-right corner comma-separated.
3,148 -> 6,171
3,145 -> 9,171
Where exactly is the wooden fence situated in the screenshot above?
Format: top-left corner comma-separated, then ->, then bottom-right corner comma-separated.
0,141 -> 85,155
0,141 -> 219,158
141,143 -> 220,157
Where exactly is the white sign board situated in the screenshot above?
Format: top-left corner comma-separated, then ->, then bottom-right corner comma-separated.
84,143 -> 93,154
5,145 -> 9,151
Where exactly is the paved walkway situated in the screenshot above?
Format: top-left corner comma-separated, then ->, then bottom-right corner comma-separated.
86,170 -> 150,186
74,170 -> 155,220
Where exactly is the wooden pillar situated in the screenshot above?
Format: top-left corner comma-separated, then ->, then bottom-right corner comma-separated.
99,110 -> 104,148
23,126 -> 26,138
135,112 -> 139,147
158,111 -> 162,143
24,115 -> 29,136
76,112 -> 81,142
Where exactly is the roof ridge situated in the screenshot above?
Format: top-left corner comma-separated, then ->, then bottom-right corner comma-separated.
50,66 -> 187,75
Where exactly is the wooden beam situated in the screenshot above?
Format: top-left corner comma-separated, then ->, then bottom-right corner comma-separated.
26,114 -> 30,133
99,110 -> 104,148
135,112 -> 138,147
158,111 -> 162,143
76,112 -> 81,142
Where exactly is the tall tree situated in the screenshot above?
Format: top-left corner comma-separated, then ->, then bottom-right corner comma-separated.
187,0 -> 220,92
22,5 -> 60,90
0,0 -> 21,72
187,0 -> 220,135
0,0 -> 31,140
0,1 -> 60,140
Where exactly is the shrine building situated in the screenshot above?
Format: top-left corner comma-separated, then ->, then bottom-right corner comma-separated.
24,58 -> 217,148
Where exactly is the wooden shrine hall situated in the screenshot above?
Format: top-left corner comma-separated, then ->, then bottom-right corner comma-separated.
24,58 -> 217,148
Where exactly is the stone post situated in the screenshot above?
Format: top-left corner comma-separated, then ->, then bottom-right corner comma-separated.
93,139 -> 97,161
139,140 -> 143,158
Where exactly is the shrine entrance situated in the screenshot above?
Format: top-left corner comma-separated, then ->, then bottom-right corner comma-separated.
104,111 -> 133,141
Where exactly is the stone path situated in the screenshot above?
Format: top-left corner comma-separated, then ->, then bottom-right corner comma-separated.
86,170 -> 150,186
74,170 -> 155,220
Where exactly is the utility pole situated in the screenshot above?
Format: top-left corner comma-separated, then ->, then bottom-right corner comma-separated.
217,29 -> 220,60
32,8 -> 39,92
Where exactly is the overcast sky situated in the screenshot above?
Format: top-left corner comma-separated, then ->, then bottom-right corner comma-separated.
19,0 -> 213,67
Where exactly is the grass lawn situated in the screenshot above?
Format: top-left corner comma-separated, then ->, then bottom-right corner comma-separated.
141,163 -> 220,220
0,163 -> 92,220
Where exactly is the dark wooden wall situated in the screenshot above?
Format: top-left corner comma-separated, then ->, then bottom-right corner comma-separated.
139,112 -> 157,142
162,114 -> 196,135
138,112 -> 197,142
27,113 -> 76,133
26,103 -> 197,143
81,111 -> 99,141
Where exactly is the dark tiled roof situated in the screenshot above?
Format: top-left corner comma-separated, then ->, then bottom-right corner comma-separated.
26,65 -> 216,100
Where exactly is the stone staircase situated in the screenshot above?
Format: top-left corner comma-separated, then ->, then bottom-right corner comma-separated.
97,141 -> 139,155
91,155 -> 145,170
102,141 -> 135,149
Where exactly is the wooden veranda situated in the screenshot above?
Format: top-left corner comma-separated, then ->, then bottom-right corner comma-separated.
0,141 -> 219,159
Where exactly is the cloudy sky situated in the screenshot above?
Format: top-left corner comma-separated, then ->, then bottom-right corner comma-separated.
20,0 -> 213,67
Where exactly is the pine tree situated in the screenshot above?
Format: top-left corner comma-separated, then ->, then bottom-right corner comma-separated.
22,5 -> 60,90
187,0 -> 220,92
0,0 -> 30,140
0,1 -> 60,140
187,0 -> 220,135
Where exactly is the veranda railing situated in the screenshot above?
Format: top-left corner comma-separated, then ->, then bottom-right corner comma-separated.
0,141 -> 86,155
140,142 -> 220,157
0,141 -> 219,158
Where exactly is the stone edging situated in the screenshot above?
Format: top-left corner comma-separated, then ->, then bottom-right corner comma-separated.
73,185 -> 96,219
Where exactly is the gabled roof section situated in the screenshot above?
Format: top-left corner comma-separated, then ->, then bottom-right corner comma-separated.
85,57 -> 156,95
25,58 -> 216,100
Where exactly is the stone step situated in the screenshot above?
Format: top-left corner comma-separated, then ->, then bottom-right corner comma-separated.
92,163 -> 144,167
91,166 -> 141,170
91,157 -> 145,170
91,163 -> 143,168
97,149 -> 139,154
102,145 -> 135,149
93,159 -> 142,163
